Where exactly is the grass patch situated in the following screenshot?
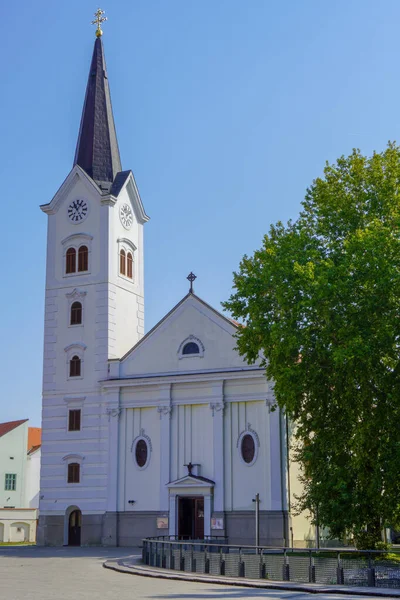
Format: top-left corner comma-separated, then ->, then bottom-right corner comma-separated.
0,542 -> 35,546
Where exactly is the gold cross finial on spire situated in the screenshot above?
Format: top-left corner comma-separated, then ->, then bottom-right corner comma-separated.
92,8 -> 107,37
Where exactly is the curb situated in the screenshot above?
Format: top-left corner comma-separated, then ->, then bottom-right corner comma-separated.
103,557 -> 400,597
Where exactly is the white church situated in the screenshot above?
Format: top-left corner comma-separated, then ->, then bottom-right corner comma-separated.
37,25 -> 294,548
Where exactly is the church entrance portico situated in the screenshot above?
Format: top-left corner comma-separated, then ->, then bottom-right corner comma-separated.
167,474 -> 214,540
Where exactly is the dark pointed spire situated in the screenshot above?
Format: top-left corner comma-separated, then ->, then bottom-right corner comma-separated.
74,37 -> 122,188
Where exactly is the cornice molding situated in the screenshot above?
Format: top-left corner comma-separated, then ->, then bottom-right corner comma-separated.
64,342 -> 87,353
40,165 -> 101,215
117,237 -> 137,251
100,195 -> 117,206
126,173 -> 150,224
62,453 -> 85,462
61,233 -> 94,247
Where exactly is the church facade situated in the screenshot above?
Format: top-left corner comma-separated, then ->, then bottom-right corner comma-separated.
37,33 -> 290,547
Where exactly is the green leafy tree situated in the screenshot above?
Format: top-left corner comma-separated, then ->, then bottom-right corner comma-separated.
223,144 -> 400,548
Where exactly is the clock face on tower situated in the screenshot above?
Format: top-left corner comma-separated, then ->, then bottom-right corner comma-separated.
68,199 -> 88,223
120,203 -> 133,229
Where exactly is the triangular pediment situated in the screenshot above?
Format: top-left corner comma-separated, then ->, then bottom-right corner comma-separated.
167,474 -> 215,489
40,165 -> 101,215
119,293 -> 253,377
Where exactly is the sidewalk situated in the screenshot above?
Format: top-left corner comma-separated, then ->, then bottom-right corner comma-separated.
103,555 -> 400,597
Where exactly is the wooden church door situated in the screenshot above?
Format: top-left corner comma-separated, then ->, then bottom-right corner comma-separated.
68,509 -> 82,546
178,497 -> 204,539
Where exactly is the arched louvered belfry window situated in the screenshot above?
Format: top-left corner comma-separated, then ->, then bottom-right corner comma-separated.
78,245 -> 88,272
182,342 -> 200,355
69,355 -> 81,377
120,249 -> 126,275
127,252 -> 133,279
66,248 -> 76,274
70,302 -> 82,325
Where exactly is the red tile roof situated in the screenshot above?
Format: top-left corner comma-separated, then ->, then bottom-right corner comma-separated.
27,444 -> 41,456
28,427 -> 41,451
0,419 -> 28,439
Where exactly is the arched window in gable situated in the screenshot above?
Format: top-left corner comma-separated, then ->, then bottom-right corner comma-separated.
66,248 -> 76,274
69,356 -> 81,378
182,342 -> 200,355
78,245 -> 88,272
127,252 -> 133,279
178,336 -> 205,359
120,249 -> 126,275
70,302 -> 82,326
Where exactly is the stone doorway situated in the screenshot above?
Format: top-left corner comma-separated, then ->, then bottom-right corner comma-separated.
68,509 -> 82,546
178,496 -> 204,540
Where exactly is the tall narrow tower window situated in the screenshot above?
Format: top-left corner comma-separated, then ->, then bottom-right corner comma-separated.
120,249 -> 126,275
66,248 -> 76,274
67,463 -> 80,484
78,246 -> 88,272
70,302 -> 82,326
127,252 -> 133,279
69,356 -> 81,377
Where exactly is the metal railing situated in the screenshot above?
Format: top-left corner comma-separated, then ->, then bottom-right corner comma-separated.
142,537 -> 400,589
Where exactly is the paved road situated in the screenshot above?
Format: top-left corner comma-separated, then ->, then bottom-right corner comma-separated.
0,546 -> 396,600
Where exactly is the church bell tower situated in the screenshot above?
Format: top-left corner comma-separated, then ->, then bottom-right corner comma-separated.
37,12 -> 149,546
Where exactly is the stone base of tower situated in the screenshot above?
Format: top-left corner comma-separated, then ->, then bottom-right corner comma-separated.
36,514 -> 64,546
37,510 -> 289,547
37,513 -> 105,546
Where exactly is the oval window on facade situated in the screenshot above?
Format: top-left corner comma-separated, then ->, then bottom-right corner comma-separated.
241,434 -> 256,464
135,439 -> 148,468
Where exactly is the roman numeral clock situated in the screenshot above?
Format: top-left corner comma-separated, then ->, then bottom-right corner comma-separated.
68,199 -> 88,223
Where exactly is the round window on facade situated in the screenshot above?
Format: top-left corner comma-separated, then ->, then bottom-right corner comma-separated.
135,439 -> 148,468
241,433 -> 256,464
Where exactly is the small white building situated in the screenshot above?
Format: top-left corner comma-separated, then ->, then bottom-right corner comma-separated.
0,420 -> 41,542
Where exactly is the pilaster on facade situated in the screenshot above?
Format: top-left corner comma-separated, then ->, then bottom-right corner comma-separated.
95,284 -> 114,375
210,381 -> 224,513
158,384 -> 172,511
137,296 -> 145,338
104,390 -> 121,512
269,407 -> 282,510
43,289 -> 58,392
117,406 -> 127,512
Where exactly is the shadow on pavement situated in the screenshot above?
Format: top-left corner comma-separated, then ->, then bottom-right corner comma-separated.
0,545 -> 140,560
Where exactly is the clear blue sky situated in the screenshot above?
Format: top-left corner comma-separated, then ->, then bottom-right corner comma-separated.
1,0 -> 399,426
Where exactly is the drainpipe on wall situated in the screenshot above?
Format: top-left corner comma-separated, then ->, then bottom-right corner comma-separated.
279,409 -> 290,547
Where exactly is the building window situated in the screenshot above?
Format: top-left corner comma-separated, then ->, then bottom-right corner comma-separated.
70,302 -> 82,325
237,429 -> 259,466
241,434 -> 256,464
66,248 -> 76,274
68,463 -> 80,484
78,245 -> 88,272
135,439 -> 148,468
127,252 -> 133,279
69,356 -> 81,377
5,474 -> 16,491
68,409 -> 81,432
178,336 -> 205,359
120,249 -> 126,275
182,342 -> 200,355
